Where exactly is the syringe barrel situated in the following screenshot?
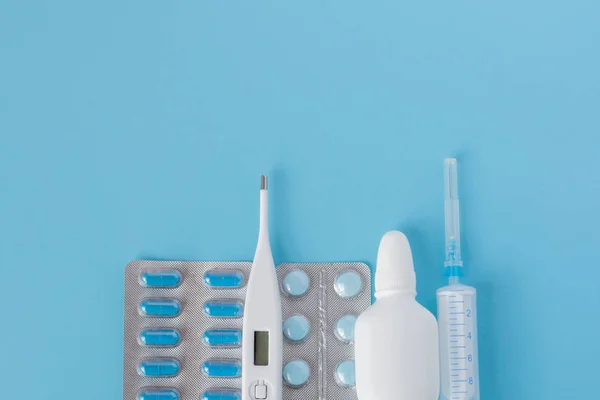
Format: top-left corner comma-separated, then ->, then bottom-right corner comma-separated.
437,284 -> 480,400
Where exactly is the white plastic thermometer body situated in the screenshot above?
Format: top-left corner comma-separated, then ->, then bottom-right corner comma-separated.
242,176 -> 282,400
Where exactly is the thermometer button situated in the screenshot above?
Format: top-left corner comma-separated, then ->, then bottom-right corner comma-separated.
254,384 -> 267,399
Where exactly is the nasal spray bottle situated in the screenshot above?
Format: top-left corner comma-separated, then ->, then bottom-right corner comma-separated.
355,231 -> 440,400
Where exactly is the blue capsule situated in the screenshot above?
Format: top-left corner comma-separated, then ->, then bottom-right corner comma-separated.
203,270 -> 245,288
201,389 -> 241,400
137,388 -> 179,400
139,299 -> 181,317
139,270 -> 182,288
139,329 -> 181,347
203,300 -> 244,318
201,359 -> 242,378
202,329 -> 242,348
138,359 -> 180,377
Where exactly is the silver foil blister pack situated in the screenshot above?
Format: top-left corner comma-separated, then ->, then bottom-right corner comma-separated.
277,263 -> 371,400
123,260 -> 371,400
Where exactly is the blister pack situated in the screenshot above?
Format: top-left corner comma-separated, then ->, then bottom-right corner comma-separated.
123,260 -> 371,400
277,263 -> 370,400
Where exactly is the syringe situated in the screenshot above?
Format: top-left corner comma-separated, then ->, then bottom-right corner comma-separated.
437,158 -> 480,400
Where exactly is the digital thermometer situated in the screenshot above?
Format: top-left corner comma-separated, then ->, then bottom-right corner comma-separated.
242,175 -> 283,400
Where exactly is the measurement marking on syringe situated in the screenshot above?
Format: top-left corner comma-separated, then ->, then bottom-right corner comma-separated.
450,357 -> 466,360
451,368 -> 467,371
449,301 -> 464,303
449,312 -> 464,315
450,334 -> 465,337
450,346 -> 466,348
450,323 -> 465,326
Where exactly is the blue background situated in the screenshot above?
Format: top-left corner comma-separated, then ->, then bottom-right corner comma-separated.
1,0 -> 598,399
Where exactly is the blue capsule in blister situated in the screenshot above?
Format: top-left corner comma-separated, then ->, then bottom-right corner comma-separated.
203,270 -> 245,288
138,359 -> 181,377
202,329 -> 242,348
139,270 -> 182,288
137,388 -> 180,400
203,300 -> 244,318
139,299 -> 181,317
201,359 -> 242,378
139,329 -> 181,347
201,389 -> 241,400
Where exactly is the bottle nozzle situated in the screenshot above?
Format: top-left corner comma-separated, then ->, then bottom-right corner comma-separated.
375,231 -> 416,295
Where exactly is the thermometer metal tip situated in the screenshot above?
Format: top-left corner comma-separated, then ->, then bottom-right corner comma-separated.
261,175 -> 268,190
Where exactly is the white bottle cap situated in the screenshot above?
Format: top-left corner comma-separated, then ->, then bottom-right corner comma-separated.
375,231 -> 416,295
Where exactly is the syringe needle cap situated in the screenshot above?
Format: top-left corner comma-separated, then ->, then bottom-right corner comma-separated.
444,158 -> 458,200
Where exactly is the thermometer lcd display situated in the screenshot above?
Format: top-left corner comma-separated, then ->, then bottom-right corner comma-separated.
254,331 -> 269,366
